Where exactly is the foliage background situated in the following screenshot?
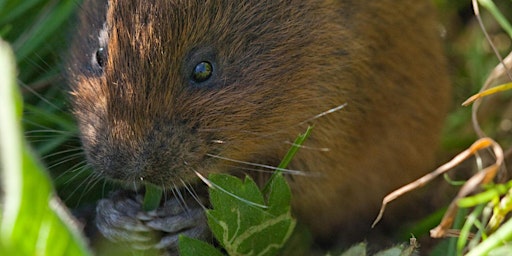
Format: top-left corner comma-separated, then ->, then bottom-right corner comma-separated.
1,0 -> 512,254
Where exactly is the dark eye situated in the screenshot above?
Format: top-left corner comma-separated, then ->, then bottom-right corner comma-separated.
95,47 -> 107,68
191,61 -> 213,83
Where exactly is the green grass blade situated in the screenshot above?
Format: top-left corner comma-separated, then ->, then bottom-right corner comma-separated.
12,0 -> 77,61
466,217 -> 512,256
478,0 -> 512,39
262,126 -> 313,193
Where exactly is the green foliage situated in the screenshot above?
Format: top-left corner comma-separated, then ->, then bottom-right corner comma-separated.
178,236 -> 225,256
179,173 -> 296,256
478,0 -> 512,38
0,0 -> 76,64
263,126 -> 313,194
0,0 -> 79,154
179,128 -> 314,256
1,0 -> 104,206
453,181 -> 512,256
5,0 -> 512,255
0,40 -> 90,255
209,174 -> 296,256
143,182 -> 163,212
454,1 -> 512,255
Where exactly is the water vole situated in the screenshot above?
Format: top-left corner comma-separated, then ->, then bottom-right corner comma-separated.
67,0 -> 450,251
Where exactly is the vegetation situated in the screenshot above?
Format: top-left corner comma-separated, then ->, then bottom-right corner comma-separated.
2,0 -> 512,255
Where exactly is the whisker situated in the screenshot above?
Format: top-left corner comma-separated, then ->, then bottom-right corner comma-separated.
161,185 -> 168,203
60,166 -> 96,203
101,179 -> 109,198
54,162 -> 89,185
131,180 -> 140,192
181,181 -> 208,211
19,81 -> 65,112
198,104 -> 347,145
24,136 -> 73,143
82,170 -> 102,192
45,157 -> 85,173
171,181 -> 189,211
283,141 -> 330,152
176,181 -> 189,209
193,170 -> 268,209
158,179 -> 170,203
42,148 -> 83,161
63,159 -> 89,175
299,103 -> 347,125
156,176 -> 166,202
217,163 -> 276,175
197,128 -> 263,135
73,172 -> 103,205
23,119 -> 63,131
24,129 -> 75,135
205,153 -> 316,177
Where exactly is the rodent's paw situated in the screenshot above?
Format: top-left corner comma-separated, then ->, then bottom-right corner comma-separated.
96,190 -> 210,252
139,197 -> 210,250
96,191 -> 156,250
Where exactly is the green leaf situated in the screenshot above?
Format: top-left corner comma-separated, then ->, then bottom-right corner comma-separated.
143,182 -> 163,212
0,40 -> 90,255
206,173 -> 296,256
178,128 -> 311,255
266,171 -> 292,216
178,235 -> 225,256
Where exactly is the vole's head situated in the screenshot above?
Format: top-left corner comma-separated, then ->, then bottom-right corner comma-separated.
67,0 -> 341,187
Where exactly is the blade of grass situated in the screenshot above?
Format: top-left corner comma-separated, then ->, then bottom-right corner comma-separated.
0,0 -> 44,25
262,126 -> 313,194
12,0 -> 77,61
462,82 -> 512,106
478,0 -> 512,38
466,216 -> 512,256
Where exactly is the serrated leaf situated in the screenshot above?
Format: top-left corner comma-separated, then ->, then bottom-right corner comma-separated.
267,173 -> 292,216
207,174 -> 265,248
207,173 -> 296,256
178,235 -> 224,256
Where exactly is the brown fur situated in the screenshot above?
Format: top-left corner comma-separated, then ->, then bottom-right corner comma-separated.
68,0 -> 450,244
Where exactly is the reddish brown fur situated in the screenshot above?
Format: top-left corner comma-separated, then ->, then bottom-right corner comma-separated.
68,0 -> 450,243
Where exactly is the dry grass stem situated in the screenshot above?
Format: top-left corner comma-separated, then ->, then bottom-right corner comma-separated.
372,138 -> 504,239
